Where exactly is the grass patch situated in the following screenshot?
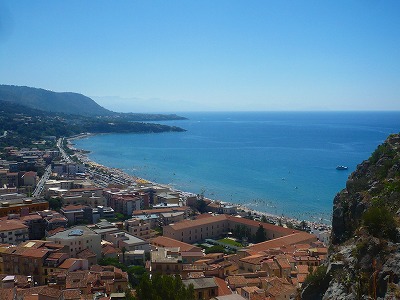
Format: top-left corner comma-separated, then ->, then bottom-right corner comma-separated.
217,238 -> 243,247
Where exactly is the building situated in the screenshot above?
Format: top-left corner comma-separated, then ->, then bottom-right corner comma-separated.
0,219 -> 29,244
53,163 -> 86,176
47,226 -> 102,259
155,192 -> 180,205
163,215 -> 229,243
20,171 -> 37,187
182,277 -> 219,300
125,217 -> 152,240
104,231 -> 150,252
163,214 -> 315,245
150,247 -> 183,275
0,195 -> 49,218
159,211 -> 186,226
89,219 -> 119,240
103,188 -> 145,215
0,240 -> 68,285
150,236 -> 203,253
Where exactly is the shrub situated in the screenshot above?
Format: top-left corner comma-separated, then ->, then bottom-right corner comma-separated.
362,205 -> 397,241
304,265 -> 328,287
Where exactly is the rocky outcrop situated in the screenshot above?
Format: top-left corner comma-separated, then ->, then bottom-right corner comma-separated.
303,133 -> 400,299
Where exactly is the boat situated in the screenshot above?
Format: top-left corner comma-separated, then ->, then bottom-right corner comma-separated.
336,165 -> 348,170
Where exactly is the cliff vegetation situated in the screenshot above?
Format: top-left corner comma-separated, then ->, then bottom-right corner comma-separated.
302,133 -> 400,299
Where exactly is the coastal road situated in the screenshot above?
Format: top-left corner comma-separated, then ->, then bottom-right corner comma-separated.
57,137 -> 72,163
32,164 -> 52,198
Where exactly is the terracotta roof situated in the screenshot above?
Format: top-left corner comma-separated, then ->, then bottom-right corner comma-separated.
133,206 -> 189,215
47,227 -> 66,236
77,248 -> 96,259
227,275 -> 247,288
214,277 -> 232,296
62,205 -> 86,211
23,248 -> 49,258
296,264 -> 310,274
59,258 -> 80,269
17,286 -> 61,299
62,289 -> 81,299
247,232 -> 317,252
102,245 -> 120,255
195,213 -> 215,220
0,219 -> 28,231
227,216 -> 296,235
263,259 -> 279,271
240,254 -> 267,265
297,273 -> 308,284
275,256 -> 291,269
0,288 -> 14,300
167,214 -> 228,230
21,214 -> 42,221
150,236 -> 202,252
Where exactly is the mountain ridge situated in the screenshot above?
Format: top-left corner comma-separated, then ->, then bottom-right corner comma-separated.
0,84 -> 112,116
0,85 -> 187,121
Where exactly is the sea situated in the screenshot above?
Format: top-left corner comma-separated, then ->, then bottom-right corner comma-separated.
73,111 -> 400,223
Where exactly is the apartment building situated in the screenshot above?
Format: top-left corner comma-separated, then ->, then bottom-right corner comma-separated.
1,240 -> 68,285
125,217 -> 152,240
0,195 -> 49,217
150,247 -> 183,275
0,219 -> 29,244
47,226 -> 102,259
104,231 -> 150,252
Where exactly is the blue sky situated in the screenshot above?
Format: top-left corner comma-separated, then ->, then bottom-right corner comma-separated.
0,1 -> 399,112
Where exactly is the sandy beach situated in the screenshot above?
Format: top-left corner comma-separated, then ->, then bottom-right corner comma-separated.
67,135 -> 332,233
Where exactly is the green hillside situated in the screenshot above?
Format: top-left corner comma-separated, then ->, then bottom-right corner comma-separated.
0,85 -> 112,116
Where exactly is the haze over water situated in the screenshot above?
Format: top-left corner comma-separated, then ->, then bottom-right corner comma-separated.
74,111 -> 400,223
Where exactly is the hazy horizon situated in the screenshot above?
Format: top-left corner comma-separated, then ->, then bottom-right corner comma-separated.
1,1 -> 399,112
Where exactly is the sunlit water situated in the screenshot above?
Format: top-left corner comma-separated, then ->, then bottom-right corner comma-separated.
74,111 -> 400,223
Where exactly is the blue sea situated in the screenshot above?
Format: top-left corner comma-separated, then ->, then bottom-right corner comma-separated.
73,112 -> 400,223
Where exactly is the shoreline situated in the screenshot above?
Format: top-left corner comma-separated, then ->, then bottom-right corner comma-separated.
66,134 -> 332,232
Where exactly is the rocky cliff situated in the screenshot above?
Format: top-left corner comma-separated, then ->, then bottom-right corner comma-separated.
302,133 -> 400,299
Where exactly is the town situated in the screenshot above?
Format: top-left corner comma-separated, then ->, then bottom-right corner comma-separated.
0,137 -> 330,300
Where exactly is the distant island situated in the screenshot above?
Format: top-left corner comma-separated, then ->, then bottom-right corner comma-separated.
0,84 -> 187,150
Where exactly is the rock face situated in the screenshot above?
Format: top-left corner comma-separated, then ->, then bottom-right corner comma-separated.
303,133 -> 400,299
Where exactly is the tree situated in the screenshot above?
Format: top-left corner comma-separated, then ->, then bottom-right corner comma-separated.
135,274 -> 195,300
48,197 -> 62,210
195,199 -> 208,213
205,245 -> 226,254
254,224 -> 267,243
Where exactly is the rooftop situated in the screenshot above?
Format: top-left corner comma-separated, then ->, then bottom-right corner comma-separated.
47,226 -> 98,239
151,236 -> 202,252
182,277 -> 218,290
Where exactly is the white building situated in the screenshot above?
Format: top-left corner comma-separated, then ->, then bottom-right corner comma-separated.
104,231 -> 150,252
47,226 -> 102,258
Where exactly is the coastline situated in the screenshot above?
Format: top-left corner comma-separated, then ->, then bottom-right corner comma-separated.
66,134 -> 332,233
